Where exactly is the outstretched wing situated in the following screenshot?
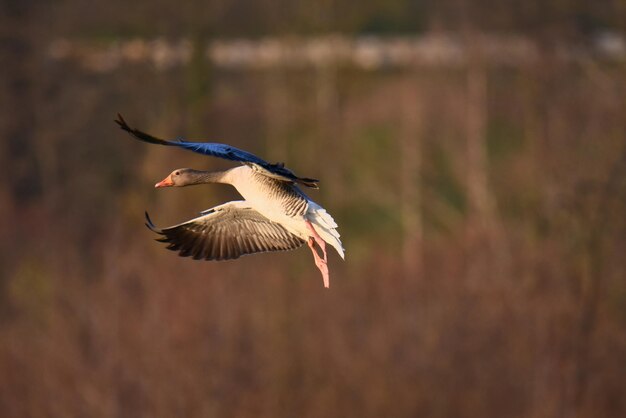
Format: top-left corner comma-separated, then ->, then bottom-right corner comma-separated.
116,114 -> 319,188
145,201 -> 305,261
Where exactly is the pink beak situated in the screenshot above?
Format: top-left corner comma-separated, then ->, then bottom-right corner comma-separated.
155,174 -> 174,188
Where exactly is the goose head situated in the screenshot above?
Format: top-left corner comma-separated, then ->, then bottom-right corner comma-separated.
155,168 -> 226,188
155,168 -> 195,188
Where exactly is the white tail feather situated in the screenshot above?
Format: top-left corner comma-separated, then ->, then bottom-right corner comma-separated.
307,203 -> 344,259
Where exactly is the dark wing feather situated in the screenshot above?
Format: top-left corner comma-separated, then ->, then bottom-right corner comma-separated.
116,114 -> 319,188
145,202 -> 305,261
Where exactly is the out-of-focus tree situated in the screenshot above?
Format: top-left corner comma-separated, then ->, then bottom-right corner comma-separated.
1,1 -> 626,418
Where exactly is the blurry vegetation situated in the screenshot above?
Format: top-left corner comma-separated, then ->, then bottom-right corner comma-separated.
32,0 -> 626,38
1,1 -> 626,418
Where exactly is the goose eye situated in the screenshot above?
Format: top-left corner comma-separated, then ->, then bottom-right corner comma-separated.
174,171 -> 180,176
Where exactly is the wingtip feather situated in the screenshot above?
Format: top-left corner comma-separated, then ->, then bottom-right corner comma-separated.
115,115 -> 175,147
115,113 -> 131,132
144,211 -> 163,234
299,178 -> 320,189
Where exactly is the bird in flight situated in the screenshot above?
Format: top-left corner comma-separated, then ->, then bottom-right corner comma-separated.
115,114 -> 344,288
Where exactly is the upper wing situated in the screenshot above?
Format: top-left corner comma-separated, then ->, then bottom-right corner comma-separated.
116,114 -> 319,188
116,113 -> 268,165
145,201 -> 305,261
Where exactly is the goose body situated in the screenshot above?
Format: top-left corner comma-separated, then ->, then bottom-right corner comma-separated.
225,166 -> 344,259
116,115 -> 343,287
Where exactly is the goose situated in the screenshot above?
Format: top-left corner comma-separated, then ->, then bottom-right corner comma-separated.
115,114 -> 344,288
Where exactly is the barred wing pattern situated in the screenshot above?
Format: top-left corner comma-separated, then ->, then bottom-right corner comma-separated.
145,202 -> 305,261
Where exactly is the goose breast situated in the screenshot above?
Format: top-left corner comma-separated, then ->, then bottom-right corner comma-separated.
225,166 -> 309,222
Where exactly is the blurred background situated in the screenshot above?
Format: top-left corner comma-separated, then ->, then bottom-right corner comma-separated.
1,1 -> 626,417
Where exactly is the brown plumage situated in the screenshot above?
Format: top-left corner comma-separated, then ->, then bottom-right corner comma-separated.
145,202 -> 305,261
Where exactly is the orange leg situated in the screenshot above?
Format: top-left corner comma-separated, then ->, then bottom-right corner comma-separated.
305,220 -> 329,288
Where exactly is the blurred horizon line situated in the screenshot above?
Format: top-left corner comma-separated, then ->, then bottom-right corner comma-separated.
47,31 -> 626,73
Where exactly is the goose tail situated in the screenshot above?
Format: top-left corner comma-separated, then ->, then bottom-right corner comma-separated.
307,203 -> 344,259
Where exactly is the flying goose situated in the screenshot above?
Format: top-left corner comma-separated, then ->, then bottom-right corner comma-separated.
115,114 -> 344,288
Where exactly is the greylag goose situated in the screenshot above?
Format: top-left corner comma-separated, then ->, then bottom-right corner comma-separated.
115,114 -> 344,288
